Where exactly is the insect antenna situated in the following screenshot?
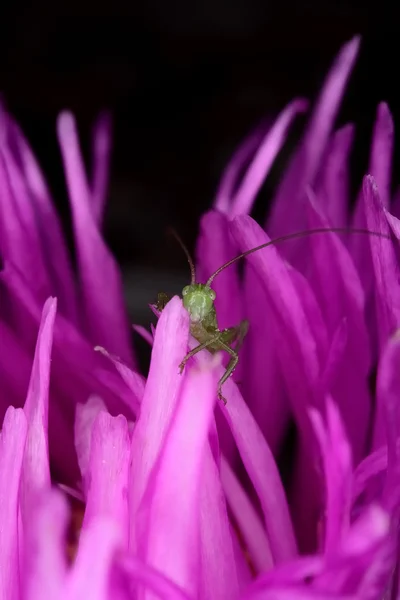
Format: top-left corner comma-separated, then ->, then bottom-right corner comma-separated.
168,228 -> 196,284
206,226 -> 391,286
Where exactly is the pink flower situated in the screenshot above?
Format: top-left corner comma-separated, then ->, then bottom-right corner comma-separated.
0,36 -> 399,599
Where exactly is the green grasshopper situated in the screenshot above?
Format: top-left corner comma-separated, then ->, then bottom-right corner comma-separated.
156,227 -> 390,404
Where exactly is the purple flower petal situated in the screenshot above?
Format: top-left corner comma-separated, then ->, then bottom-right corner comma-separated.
95,346 -> 145,408
129,296 -> 189,549
83,412 -> 130,547
57,112 -> 134,366
0,110 -> 79,323
368,103 -> 394,210
120,556 -> 193,600
20,297 -> 56,517
305,197 -> 372,462
74,395 -> 108,489
363,176 -> 400,352
268,36 -> 360,241
137,362 -> 218,595
310,398 -> 352,559
0,407 -> 27,600
65,517 -> 121,600
90,112 -> 112,225
198,445 -> 240,600
23,490 -> 68,600
315,124 -> 354,228
220,455 -> 273,572
227,99 -> 308,217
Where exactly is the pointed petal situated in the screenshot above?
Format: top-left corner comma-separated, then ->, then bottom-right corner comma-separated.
129,297 -> 189,548
368,102 -> 394,209
229,99 -> 308,217
268,36 -> 360,240
137,362 -> 217,595
0,407 -> 27,600
94,346 -> 144,408
220,455 -> 273,572
83,412 -> 130,548
305,197 -> 372,462
315,124 -> 354,228
90,112 -> 112,225
4,112 -> 79,323
23,491 -> 68,600
21,298 -> 56,510
310,398 -> 352,558
57,112 -> 134,366
363,176 -> 400,352
74,395 -> 108,489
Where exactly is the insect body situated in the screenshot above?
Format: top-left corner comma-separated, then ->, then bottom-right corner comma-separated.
157,227 -> 391,404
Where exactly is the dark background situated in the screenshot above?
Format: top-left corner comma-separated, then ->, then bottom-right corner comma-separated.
0,1 -> 397,323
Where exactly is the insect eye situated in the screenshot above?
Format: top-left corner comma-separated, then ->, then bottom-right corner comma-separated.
209,289 -> 216,301
182,286 -> 190,296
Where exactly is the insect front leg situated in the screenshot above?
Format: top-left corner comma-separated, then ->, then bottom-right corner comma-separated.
217,343 -> 239,405
178,333 -> 221,374
155,292 -> 170,312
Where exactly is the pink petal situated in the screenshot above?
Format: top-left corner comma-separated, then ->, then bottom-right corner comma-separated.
0,111 -> 79,323
214,121 -> 270,213
229,99 -> 308,217
185,332 -> 296,563
90,112 -> 112,225
129,297 -> 189,549
0,407 -> 27,600
220,455 -> 273,572
120,556 -> 193,600
363,176 -> 400,352
74,395 -> 108,489
20,297 -> 56,519
63,517 -> 121,600
268,36 -> 360,241
83,412 -> 130,548
315,124 -> 354,228
198,446 -> 240,600
376,333 -> 400,515
57,112 -> 134,366
368,102 -> 394,210
95,346 -> 145,408
137,361 -> 218,595
305,197 -> 372,463
310,398 -> 352,559
23,490 -> 68,600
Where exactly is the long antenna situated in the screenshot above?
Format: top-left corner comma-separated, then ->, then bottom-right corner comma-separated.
168,228 -> 196,284
206,227 -> 391,286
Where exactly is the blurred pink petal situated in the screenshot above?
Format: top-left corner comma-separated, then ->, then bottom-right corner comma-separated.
90,112 -> 113,225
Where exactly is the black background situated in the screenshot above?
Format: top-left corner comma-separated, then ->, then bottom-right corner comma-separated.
0,1 -> 397,322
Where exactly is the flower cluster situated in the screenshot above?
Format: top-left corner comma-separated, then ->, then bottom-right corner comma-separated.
0,36 -> 399,599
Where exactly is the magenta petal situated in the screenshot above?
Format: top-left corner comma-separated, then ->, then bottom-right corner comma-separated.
305,198 -> 372,462
315,124 -> 354,228
376,334 -> 400,515
57,112 -> 134,366
95,346 -> 145,408
74,395 -> 108,489
20,297 -> 56,517
268,36 -> 360,240
4,113 -> 79,324
220,455 -> 273,572
0,407 -> 27,600
199,446 -> 240,600
368,103 -> 394,209
120,556 -> 193,600
363,176 -> 400,351
229,99 -> 308,217
310,398 -> 352,558
90,112 -> 112,225
129,297 -> 189,547
137,362 -> 218,595
65,517 -> 121,599
23,491 -> 68,600
83,412 -> 130,547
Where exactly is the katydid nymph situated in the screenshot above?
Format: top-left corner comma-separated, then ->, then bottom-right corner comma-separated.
156,227 -> 391,404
